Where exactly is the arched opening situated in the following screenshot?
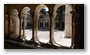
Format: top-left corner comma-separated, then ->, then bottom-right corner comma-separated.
34,4 -> 50,44
20,7 -> 33,41
54,5 -> 65,31
10,9 -> 20,39
53,4 -> 72,47
38,7 -> 50,43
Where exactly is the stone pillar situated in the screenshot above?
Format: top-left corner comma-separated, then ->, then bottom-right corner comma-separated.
19,17 -> 22,38
23,17 -> 26,40
10,14 -> 20,39
35,14 -> 40,42
49,12 -> 55,45
35,15 -> 38,41
32,15 -> 35,42
14,15 -> 19,38
65,5 -> 72,38
33,14 -> 40,42
20,14 -> 27,41
33,15 -> 36,42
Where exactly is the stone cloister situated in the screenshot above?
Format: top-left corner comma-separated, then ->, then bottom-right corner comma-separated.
4,4 -> 82,49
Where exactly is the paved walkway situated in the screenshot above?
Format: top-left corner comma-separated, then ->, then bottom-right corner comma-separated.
21,29 -> 71,47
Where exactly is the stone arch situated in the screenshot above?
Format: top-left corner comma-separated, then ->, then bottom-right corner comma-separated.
35,4 -> 48,16
20,6 -> 30,41
52,4 -> 72,46
20,6 -> 31,41
53,4 -> 72,37
21,7 -> 30,18
10,9 -> 20,39
34,4 -> 49,42
11,9 -> 19,14
53,4 -> 72,19
21,7 -> 30,14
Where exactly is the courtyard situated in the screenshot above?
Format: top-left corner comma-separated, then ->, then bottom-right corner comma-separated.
21,29 -> 71,47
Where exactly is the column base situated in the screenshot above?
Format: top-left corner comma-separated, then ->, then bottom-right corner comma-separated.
19,35 -> 26,41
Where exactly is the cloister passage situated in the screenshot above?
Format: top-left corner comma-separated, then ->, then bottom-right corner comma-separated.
21,7 -> 32,41
38,7 -> 50,43
8,4 -> 72,48
4,4 -> 84,49
21,5 -> 72,47
21,11 -> 33,41
53,5 -> 72,47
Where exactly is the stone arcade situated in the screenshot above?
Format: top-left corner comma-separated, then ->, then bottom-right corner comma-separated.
4,4 -> 84,49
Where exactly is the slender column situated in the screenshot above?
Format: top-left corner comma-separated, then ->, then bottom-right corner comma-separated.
35,14 -> 40,42
32,15 -> 39,43
33,15 -> 38,42
31,16 -> 35,42
19,17 -> 22,39
13,15 -> 19,38
23,17 -> 25,40
19,14 -> 27,41
35,15 -> 38,41
49,12 -> 55,45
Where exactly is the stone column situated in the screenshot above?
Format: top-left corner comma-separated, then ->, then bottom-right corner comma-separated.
13,15 -> 20,38
33,14 -> 39,42
65,5 -> 72,38
49,12 -> 55,45
20,14 -> 27,41
32,15 -> 35,42
35,14 -> 40,42
19,17 -> 22,39
10,14 -> 20,39
23,17 -> 25,40
36,15 -> 38,41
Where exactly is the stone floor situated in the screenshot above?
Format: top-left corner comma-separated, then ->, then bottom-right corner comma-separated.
21,29 -> 71,47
